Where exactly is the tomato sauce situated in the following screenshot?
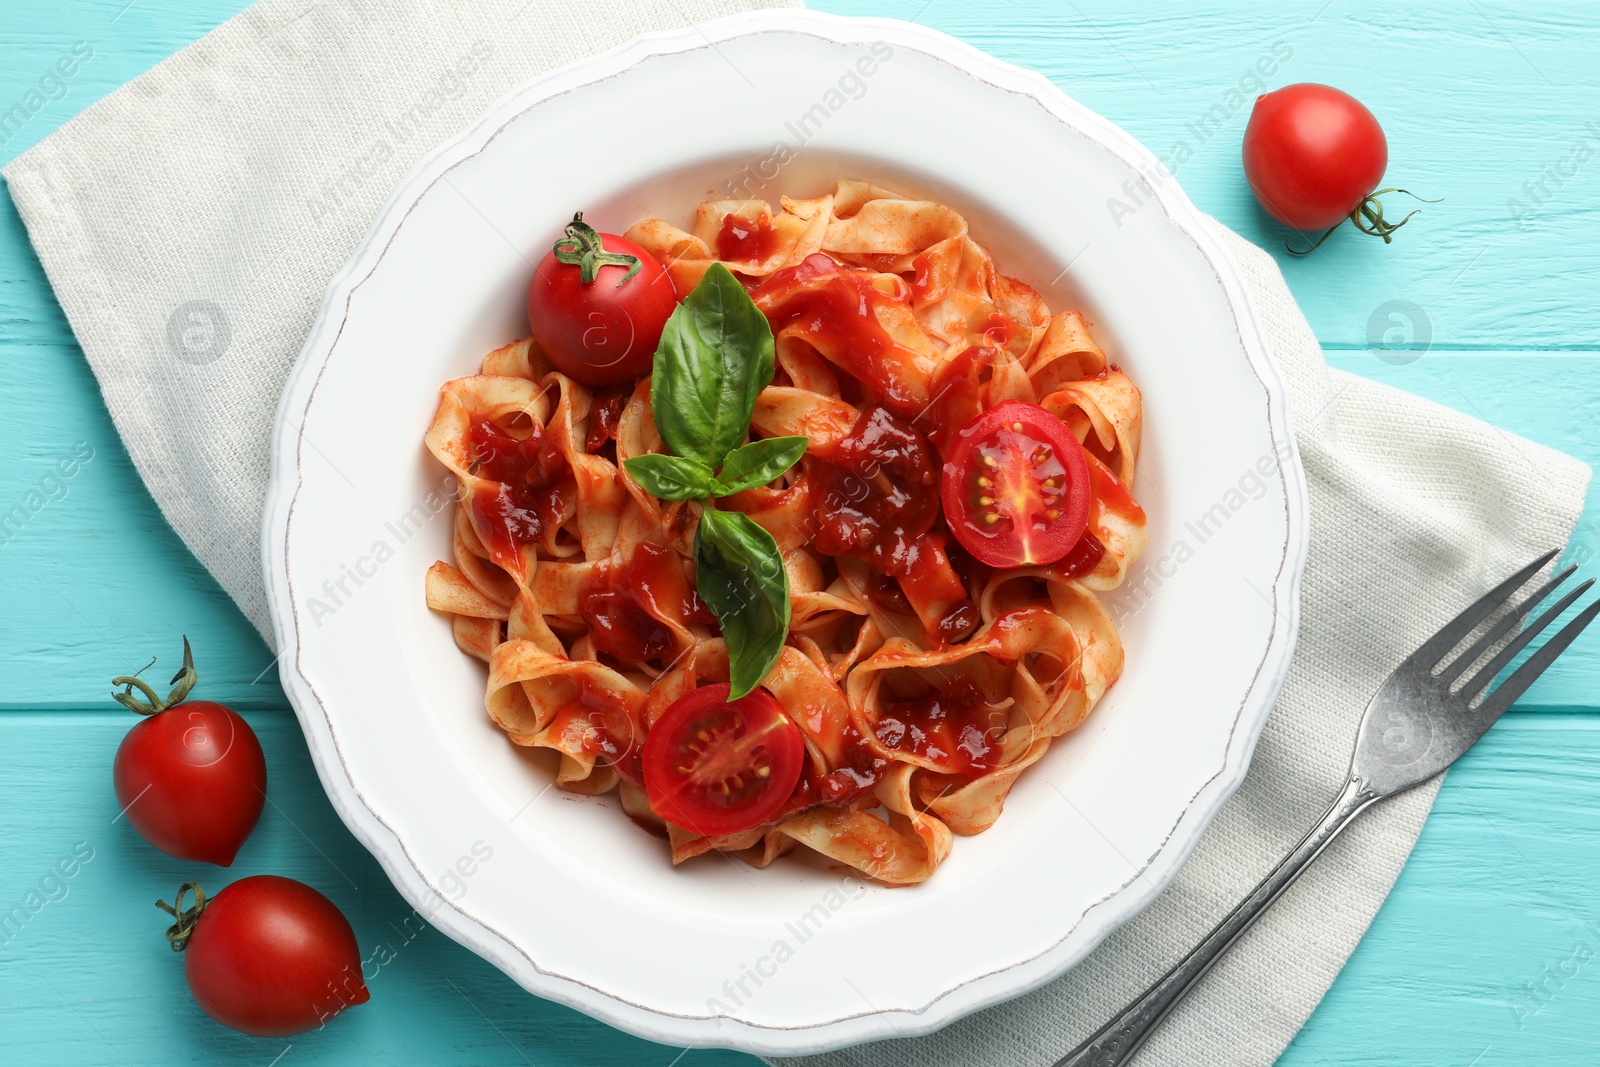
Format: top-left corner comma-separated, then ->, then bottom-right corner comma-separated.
753,254 -> 928,417
1085,452 -> 1145,526
803,405 -> 981,643
559,675 -> 644,787
1054,531 -> 1106,580
466,416 -> 576,565
864,570 -> 912,614
579,542 -> 708,665
873,677 -> 1006,780
806,406 -> 939,576
925,344 -> 996,449
584,385 -> 630,452
715,212 -> 780,264
809,720 -> 891,806
899,535 -> 981,643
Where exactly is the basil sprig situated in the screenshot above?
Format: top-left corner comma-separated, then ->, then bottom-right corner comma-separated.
622,263 -> 806,698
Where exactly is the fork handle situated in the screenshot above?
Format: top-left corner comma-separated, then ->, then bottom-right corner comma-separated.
1054,774 -> 1380,1067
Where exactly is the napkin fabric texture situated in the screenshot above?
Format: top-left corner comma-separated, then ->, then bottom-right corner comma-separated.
5,3 -> 1590,1066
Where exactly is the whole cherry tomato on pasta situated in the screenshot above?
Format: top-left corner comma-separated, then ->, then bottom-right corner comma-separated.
1242,83 -> 1435,253
157,876 -> 368,1037
111,637 -> 266,866
642,683 -> 805,837
941,401 -> 1090,569
526,212 -> 678,386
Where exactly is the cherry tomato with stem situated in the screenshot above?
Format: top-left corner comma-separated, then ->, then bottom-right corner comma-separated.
527,212 -> 678,387
112,637 -> 266,866
941,401 -> 1091,569
1242,82 -> 1437,254
157,876 -> 368,1037
642,683 -> 805,837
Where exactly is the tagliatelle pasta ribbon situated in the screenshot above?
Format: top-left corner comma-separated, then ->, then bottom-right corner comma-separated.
424,182 -> 1148,885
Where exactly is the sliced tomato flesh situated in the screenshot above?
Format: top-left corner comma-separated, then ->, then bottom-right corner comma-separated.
941,401 -> 1091,569
641,683 -> 805,837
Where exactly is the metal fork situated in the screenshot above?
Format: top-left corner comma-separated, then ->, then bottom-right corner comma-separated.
1056,549 -> 1600,1067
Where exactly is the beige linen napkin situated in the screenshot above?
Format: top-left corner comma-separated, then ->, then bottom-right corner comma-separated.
4,3 -> 1590,1065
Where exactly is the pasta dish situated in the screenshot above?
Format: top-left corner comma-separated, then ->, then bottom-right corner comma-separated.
424,181 -> 1146,885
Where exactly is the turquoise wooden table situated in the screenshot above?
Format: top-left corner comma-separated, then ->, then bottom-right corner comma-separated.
4,1 -> 1599,1063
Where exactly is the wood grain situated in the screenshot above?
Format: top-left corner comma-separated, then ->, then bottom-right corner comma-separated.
2,1 -> 1598,1064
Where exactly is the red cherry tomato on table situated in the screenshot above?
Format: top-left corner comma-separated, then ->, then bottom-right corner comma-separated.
642,683 -> 805,837
157,876 -> 368,1037
941,401 -> 1091,569
1242,83 -> 1433,250
527,212 -> 678,387
1243,83 -> 1387,230
111,638 -> 266,866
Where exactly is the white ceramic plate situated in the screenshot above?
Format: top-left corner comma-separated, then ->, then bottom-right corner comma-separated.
263,10 -> 1308,1055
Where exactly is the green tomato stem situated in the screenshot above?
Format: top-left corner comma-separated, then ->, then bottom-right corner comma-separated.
154,882 -> 208,952
111,636 -> 199,715
1286,188 -> 1442,256
551,212 -> 641,286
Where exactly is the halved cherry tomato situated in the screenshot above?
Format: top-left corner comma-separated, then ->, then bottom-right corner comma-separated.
941,401 -> 1090,569
642,683 -> 804,837
527,212 -> 678,387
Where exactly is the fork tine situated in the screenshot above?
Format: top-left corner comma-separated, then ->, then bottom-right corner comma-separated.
1407,548 -> 1560,671
1470,596 -> 1600,726
1444,564 -> 1579,685
1459,578 -> 1594,703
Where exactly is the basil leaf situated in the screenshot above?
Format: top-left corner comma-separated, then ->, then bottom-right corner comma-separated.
623,454 -> 717,501
713,436 -> 809,496
694,507 -> 791,699
651,263 -> 775,468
